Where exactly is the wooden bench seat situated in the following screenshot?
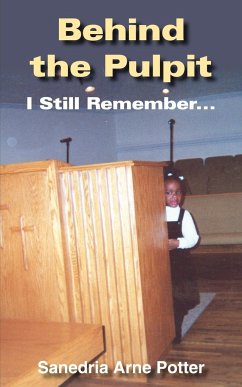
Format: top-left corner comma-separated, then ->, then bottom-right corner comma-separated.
184,192 -> 242,255
191,244 -> 242,254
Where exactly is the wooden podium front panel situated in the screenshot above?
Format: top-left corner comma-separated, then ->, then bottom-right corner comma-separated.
59,161 -> 174,369
60,165 -> 146,368
0,161 -> 70,322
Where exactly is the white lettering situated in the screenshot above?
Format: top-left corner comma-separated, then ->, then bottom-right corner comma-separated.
113,361 -> 151,374
26,97 -> 32,110
87,96 -> 101,109
38,360 -> 49,374
87,97 -> 200,111
156,361 -> 205,374
40,97 -> 53,110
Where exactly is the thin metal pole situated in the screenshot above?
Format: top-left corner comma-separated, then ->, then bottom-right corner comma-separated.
60,137 -> 72,163
168,119 -> 175,166
66,141 -> 70,163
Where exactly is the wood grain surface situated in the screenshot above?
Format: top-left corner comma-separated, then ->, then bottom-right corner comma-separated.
59,162 -> 174,371
0,320 -> 104,387
0,161 -> 70,321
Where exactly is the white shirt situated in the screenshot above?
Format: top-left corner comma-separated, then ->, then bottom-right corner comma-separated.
166,206 -> 199,249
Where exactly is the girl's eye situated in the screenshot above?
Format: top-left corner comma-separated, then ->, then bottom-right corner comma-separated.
165,190 -> 182,196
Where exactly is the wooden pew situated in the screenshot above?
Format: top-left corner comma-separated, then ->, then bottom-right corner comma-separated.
184,193 -> 242,254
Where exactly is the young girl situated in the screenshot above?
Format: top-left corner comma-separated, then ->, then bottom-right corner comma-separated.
165,173 -> 200,343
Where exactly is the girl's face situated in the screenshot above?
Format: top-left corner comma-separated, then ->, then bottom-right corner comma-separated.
165,179 -> 183,208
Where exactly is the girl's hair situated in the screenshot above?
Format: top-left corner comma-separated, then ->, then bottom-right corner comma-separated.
164,168 -> 186,194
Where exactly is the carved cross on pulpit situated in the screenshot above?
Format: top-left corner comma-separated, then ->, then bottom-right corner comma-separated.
11,216 -> 35,270
0,204 -> 9,249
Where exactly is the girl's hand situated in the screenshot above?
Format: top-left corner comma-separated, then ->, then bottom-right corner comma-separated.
168,239 -> 179,250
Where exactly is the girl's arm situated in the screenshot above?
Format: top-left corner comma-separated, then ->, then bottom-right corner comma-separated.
178,210 -> 199,249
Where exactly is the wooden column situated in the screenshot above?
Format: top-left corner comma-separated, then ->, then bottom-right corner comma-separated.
59,161 -> 174,370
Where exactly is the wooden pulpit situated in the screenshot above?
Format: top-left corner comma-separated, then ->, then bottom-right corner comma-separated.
0,160 -> 174,375
0,160 -> 70,322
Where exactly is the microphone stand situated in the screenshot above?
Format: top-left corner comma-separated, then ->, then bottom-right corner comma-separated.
168,119 -> 175,168
60,137 -> 72,163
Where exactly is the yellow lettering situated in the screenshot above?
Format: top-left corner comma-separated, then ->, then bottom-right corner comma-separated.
59,18 -> 81,41
83,25 -> 103,41
162,18 -> 184,41
70,61 -> 91,77
163,60 -> 185,82
105,55 -> 128,76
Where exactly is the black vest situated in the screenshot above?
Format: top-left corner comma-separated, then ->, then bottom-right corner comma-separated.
167,208 -> 199,311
